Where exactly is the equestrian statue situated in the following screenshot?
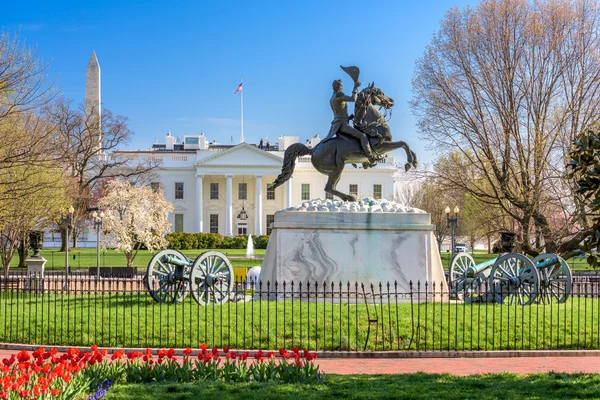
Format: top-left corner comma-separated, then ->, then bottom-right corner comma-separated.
271,65 -> 418,202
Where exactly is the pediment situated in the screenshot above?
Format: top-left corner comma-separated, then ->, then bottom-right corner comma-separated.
194,143 -> 283,167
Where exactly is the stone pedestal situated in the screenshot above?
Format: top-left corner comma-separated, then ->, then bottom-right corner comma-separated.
25,257 -> 47,291
258,199 -> 446,300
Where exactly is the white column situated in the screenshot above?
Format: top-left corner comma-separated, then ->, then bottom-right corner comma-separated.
286,176 -> 293,208
255,175 -> 263,235
196,174 -> 203,233
225,175 -> 234,236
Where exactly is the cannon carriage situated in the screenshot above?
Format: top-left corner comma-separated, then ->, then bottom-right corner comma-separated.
145,249 -> 235,305
449,252 -> 572,305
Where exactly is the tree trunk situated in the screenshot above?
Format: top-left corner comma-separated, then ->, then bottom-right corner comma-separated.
487,234 -> 491,254
72,232 -> 78,249
126,252 -> 134,267
60,228 -> 66,252
17,236 -> 28,268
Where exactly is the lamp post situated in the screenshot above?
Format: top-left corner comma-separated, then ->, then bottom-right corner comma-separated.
92,211 -> 104,280
62,205 -> 75,276
445,205 -> 460,261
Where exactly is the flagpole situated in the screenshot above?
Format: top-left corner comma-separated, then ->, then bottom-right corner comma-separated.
240,78 -> 244,143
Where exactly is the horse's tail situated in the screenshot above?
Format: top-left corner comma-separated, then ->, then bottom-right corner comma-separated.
271,143 -> 312,189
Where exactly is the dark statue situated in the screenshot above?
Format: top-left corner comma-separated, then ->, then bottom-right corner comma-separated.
272,65 -> 417,201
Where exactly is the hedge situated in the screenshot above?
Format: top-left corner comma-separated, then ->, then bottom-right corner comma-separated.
166,232 -> 269,250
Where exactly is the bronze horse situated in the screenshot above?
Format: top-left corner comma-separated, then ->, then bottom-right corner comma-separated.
272,84 -> 418,201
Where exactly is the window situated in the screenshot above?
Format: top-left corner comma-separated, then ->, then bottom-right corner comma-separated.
210,183 -> 219,200
175,182 -> 184,199
325,192 -> 334,200
174,214 -> 184,232
210,214 -> 219,233
266,214 -> 275,235
238,226 -> 247,235
373,184 -> 382,200
349,184 -> 358,197
238,183 -> 247,200
301,184 -> 310,201
185,137 -> 198,144
150,182 -> 160,191
267,183 -> 275,200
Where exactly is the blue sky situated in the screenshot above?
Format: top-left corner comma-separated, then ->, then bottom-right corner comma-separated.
2,0 -> 473,164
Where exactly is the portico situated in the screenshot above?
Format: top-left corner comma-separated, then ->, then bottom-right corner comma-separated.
193,143 -> 288,236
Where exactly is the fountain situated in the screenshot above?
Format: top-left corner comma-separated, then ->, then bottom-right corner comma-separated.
246,234 -> 255,259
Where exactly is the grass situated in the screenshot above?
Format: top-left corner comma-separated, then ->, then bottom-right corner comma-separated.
10,248 -> 265,270
2,289 -> 599,351
105,373 -> 600,399
10,248 -> 597,272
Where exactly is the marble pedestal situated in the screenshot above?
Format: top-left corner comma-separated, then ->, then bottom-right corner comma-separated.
25,257 -> 46,291
259,202 -> 446,300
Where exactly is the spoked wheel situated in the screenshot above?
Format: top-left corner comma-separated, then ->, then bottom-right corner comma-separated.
489,253 -> 540,306
146,249 -> 191,303
533,253 -> 572,304
449,253 -> 479,295
190,251 -> 234,305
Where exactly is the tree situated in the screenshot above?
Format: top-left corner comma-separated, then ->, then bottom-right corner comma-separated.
412,0 -> 600,258
0,164 -> 69,278
0,30 -> 54,121
98,180 -> 173,267
568,130 -> 600,267
48,99 -> 158,249
412,178 -> 456,252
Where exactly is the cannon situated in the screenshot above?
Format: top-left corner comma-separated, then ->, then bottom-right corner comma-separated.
449,252 -> 497,295
145,249 -> 234,305
449,252 -> 573,305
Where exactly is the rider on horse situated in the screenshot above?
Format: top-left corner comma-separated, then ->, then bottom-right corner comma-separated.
321,79 -> 378,166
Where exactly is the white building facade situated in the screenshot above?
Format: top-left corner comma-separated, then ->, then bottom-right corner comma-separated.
115,134 -> 399,236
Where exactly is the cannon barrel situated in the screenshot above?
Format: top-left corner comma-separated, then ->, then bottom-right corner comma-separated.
163,254 -> 192,267
534,254 -> 560,269
467,257 -> 498,277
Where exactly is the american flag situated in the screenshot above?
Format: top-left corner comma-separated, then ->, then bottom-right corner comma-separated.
234,82 -> 243,95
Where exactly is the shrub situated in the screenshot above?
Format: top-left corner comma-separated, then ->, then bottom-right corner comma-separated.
167,232 -> 269,250
254,234 -> 270,249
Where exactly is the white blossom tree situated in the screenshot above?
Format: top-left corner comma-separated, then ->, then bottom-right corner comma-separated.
98,180 -> 173,267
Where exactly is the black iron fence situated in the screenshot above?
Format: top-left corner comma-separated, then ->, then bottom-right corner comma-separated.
1,276 -> 599,352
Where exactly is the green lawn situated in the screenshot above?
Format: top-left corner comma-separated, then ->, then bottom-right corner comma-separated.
10,248 -> 595,272
106,373 -> 600,400
2,291 -> 599,351
10,248 -> 265,270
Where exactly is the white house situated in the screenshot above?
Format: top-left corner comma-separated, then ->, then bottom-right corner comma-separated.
114,133 -> 399,236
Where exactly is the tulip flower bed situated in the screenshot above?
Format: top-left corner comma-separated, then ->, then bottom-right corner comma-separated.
0,346 -> 320,399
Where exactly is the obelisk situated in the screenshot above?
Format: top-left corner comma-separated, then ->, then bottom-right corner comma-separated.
85,50 -> 101,151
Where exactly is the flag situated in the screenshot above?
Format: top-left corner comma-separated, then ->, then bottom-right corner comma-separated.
234,82 -> 243,95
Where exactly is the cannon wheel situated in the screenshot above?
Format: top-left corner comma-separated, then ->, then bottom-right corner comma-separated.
489,253 -> 540,305
190,251 -> 234,305
533,253 -> 572,304
146,249 -> 191,303
449,252 -> 479,294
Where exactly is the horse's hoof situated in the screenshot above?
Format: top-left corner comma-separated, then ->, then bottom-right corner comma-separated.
404,163 -> 411,172
412,161 -> 418,169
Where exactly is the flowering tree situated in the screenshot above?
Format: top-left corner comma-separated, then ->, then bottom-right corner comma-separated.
98,180 -> 173,267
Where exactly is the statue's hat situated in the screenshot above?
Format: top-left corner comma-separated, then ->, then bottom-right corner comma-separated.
340,65 -> 360,82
